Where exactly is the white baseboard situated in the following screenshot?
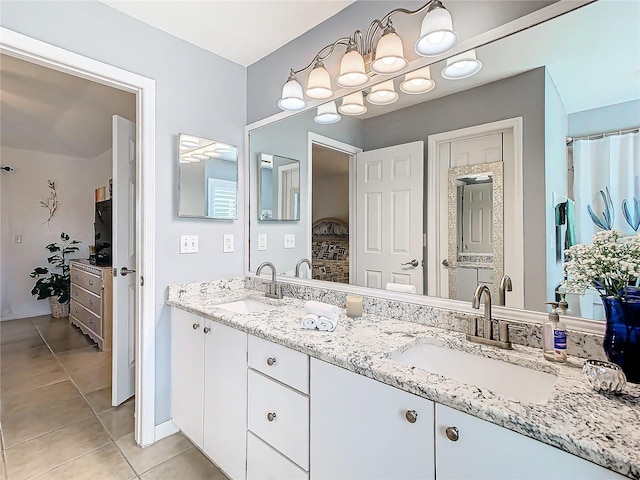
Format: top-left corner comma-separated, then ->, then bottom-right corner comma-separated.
0,311 -> 48,322
154,420 -> 180,443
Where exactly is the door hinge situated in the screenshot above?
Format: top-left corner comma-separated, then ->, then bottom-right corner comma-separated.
140,276 -> 144,287
113,268 -> 117,277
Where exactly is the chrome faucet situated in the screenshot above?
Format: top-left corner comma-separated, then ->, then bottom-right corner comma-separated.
295,258 -> 312,278
468,284 -> 512,349
498,275 -> 513,306
256,262 -> 283,299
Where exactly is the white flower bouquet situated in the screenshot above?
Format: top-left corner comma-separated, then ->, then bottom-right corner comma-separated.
564,230 -> 640,300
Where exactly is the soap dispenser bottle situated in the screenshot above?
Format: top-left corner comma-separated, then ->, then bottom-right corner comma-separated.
543,302 -> 567,362
557,293 -> 573,316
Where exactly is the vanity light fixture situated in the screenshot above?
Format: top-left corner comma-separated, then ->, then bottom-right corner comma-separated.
179,158 -> 192,164
182,156 -> 200,163
441,49 -> 483,80
338,91 -> 368,116
180,135 -> 200,148
204,150 -> 222,158
367,80 -> 399,105
400,66 -> 436,94
191,154 -> 209,161
314,101 -> 342,124
278,0 -> 459,111
214,143 -> 231,153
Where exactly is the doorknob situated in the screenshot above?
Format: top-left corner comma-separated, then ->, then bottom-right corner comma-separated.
401,259 -> 419,267
120,267 -> 136,276
442,259 -> 450,267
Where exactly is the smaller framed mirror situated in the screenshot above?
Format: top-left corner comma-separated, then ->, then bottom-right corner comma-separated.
258,153 -> 300,221
178,134 -> 238,219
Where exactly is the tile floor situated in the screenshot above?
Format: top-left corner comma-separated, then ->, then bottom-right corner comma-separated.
0,315 -> 227,480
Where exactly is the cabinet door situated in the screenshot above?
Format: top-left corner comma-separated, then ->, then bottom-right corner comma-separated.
310,358 -> 434,480
203,319 -> 248,480
170,308 -> 205,447
435,404 -> 625,479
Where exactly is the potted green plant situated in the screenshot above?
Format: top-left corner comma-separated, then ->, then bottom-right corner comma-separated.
30,232 -> 81,318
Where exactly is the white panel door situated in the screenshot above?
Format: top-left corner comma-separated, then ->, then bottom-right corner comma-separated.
112,115 -> 136,406
450,132 -> 502,167
355,141 -> 423,293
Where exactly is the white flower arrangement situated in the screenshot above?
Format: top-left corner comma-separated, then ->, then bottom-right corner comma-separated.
564,230 -> 640,300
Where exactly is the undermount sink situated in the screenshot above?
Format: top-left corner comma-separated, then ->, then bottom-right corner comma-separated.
215,299 -> 276,314
391,341 -> 557,404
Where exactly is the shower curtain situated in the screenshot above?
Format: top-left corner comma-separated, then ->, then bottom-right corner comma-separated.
573,131 -> 640,244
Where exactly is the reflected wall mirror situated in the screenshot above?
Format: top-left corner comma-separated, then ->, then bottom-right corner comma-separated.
246,0 -> 640,322
178,134 -> 238,219
258,153 -> 301,221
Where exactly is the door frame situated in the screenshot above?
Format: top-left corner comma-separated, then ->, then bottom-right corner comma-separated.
427,117 -> 523,307
1,27 -> 157,446
306,133 -> 362,282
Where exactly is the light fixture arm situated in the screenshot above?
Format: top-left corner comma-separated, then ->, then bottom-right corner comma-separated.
292,37 -> 352,76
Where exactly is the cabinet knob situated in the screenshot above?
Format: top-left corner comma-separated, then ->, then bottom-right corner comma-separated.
192,323 -> 200,330
445,426 -> 459,442
89,280 -> 94,286
266,357 -> 277,366
267,412 -> 277,422
203,327 -> 211,334
405,410 -> 418,424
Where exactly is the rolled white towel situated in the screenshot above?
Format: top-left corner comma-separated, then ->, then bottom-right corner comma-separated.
317,316 -> 337,332
304,300 -> 339,321
301,313 -> 318,330
385,282 -> 417,294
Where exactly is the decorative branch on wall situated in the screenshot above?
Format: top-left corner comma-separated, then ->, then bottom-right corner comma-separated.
39,179 -> 58,230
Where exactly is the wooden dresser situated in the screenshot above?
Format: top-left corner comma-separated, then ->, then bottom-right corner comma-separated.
69,260 -> 113,351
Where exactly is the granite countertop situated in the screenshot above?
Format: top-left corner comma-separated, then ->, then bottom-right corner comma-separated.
167,279 -> 640,478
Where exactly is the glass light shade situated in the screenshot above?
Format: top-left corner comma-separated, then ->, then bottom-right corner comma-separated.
338,91 -> 367,116
305,62 -> 333,100
337,49 -> 368,87
214,143 -> 231,152
400,66 -> 436,94
182,156 -> 200,163
278,76 -> 306,111
371,31 -> 407,75
415,4 -> 458,56
441,50 -> 482,79
314,101 -> 341,124
192,154 -> 209,160
367,80 -> 399,105
204,150 -> 222,158
179,158 -> 191,164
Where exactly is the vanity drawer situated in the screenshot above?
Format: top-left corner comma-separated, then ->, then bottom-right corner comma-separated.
248,335 -> 309,393
71,266 -> 102,295
247,432 -> 308,480
70,299 -> 102,336
71,284 -> 102,316
248,370 -> 309,470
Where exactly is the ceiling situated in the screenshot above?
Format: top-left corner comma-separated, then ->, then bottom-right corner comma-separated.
100,0 -> 356,67
0,54 -> 136,158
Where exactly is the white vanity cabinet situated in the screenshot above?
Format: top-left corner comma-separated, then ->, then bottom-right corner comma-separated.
310,358 -> 435,480
170,308 -> 248,480
435,404 -> 625,479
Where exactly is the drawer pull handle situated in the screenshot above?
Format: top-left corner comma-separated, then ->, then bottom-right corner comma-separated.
192,323 -> 200,330
267,412 -> 277,422
74,309 -> 79,314
74,291 -> 78,297
90,320 -> 94,324
445,426 -> 459,442
405,410 -> 418,424
266,357 -> 277,366
74,274 -> 79,279
89,280 -> 94,286
203,327 -> 211,334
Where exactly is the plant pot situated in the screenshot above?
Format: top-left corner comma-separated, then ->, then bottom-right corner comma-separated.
49,296 -> 70,318
601,294 -> 640,383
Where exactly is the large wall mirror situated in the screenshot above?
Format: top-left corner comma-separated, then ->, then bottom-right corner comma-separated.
178,134 -> 238,219
247,0 -> 640,321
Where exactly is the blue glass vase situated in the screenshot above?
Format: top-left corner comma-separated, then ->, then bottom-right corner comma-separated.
601,291 -> 640,383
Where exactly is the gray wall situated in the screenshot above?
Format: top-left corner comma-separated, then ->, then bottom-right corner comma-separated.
361,68 -> 546,311
249,110 -> 363,273
0,0 -> 246,425
247,0 -> 555,124
568,100 -> 640,137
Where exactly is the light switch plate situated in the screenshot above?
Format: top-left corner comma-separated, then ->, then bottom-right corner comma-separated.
284,234 -> 295,249
223,234 -> 234,253
180,235 -> 198,254
257,234 -> 267,251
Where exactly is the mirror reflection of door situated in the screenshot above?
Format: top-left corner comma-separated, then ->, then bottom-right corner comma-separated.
460,180 -> 493,254
278,163 -> 300,220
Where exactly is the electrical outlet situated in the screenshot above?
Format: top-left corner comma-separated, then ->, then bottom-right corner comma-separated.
257,234 -> 267,251
223,234 -> 234,253
180,235 -> 198,254
284,234 -> 295,249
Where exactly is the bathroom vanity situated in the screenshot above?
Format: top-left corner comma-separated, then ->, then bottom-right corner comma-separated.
168,279 -> 639,480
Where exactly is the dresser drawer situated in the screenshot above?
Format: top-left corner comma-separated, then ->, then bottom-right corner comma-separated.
71,284 -> 102,316
70,300 -> 102,336
248,370 -> 309,470
248,335 -> 309,393
71,266 -> 102,295
247,432 -> 308,480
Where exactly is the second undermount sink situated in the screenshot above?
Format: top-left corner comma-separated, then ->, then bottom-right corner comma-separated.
215,299 -> 276,314
391,341 -> 557,404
